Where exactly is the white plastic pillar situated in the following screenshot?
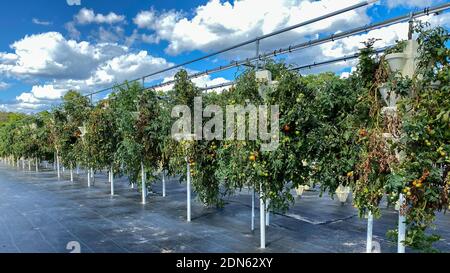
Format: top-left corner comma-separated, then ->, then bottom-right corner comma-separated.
398,193 -> 406,253
70,166 -> 73,182
162,171 -> 166,197
251,188 -> 255,231
28,159 -> 31,171
22,158 -> 25,169
260,184 -> 266,249
87,168 -> 91,187
35,158 -> 38,172
57,154 -> 60,179
186,161 -> 191,222
91,167 -> 95,185
110,166 -> 114,196
141,161 -> 146,204
366,211 -> 373,253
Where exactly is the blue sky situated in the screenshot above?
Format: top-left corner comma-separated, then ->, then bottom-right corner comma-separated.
0,0 -> 449,112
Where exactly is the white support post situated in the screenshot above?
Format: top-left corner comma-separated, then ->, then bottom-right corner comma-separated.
110,166 -> 114,196
22,158 -> 25,169
260,184 -> 266,249
76,164 -> 79,175
141,161 -> 146,204
87,168 -> 91,187
57,153 -> 60,179
70,165 -> 73,182
366,211 -> 373,253
35,158 -> 39,172
398,194 -> 406,253
28,159 -> 31,171
131,183 -> 134,189
251,188 -> 255,231
266,199 -> 270,226
186,160 -> 191,222
91,167 -> 95,185
162,171 -> 166,197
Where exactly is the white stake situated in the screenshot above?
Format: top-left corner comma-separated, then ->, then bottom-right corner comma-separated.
110,166 -> 114,196
266,199 -> 270,226
141,161 -> 146,204
131,183 -> 134,189
162,171 -> 166,197
186,161 -> 191,222
87,168 -> 91,187
35,158 -> 38,172
22,158 -> 25,169
251,188 -> 255,231
398,193 -> 406,253
366,211 -> 373,253
70,166 -> 73,182
57,153 -> 60,179
91,168 -> 95,185
28,159 -> 31,171
260,184 -> 266,249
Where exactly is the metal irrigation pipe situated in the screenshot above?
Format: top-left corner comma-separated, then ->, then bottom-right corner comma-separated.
143,2 -> 450,92
196,46 -> 389,92
83,0 -> 376,98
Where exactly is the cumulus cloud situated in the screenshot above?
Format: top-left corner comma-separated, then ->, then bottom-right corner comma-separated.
0,31 -> 174,111
74,8 -> 126,25
134,0 -> 372,56
1,32 -> 129,80
67,0 -> 81,6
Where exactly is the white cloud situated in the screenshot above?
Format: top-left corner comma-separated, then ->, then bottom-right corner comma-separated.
0,81 -> 10,90
16,92 -> 40,103
141,33 -> 160,44
67,0 -> 81,6
1,31 -> 175,112
65,22 -> 81,40
32,18 -> 52,26
15,85 -> 65,110
75,8 -> 126,25
155,74 -> 230,92
385,0 -> 443,8
319,22 -> 409,59
134,0 -> 371,56
1,32 -> 128,79
0,102 -> 48,112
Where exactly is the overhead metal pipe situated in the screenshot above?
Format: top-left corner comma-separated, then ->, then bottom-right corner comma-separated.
84,0 -> 376,97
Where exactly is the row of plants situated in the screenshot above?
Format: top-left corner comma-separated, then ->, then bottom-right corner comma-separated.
0,23 -> 448,252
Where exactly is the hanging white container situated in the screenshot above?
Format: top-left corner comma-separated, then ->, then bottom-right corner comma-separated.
295,185 -> 305,197
385,53 -> 408,72
335,185 -> 351,204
